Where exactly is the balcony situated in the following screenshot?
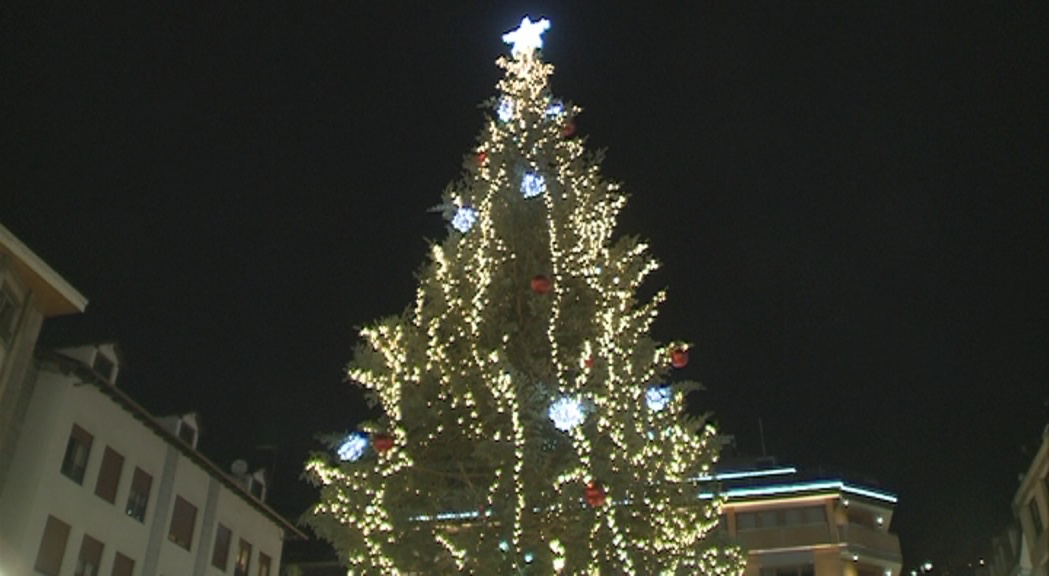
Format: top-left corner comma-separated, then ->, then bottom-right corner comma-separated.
735,524 -> 834,550
734,522 -> 901,562
841,523 -> 902,562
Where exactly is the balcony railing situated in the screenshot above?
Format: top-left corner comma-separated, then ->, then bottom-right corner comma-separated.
734,523 -> 901,562
841,523 -> 902,561
735,524 -> 833,550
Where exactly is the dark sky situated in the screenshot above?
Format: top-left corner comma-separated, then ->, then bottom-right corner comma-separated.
2,1 -> 1046,567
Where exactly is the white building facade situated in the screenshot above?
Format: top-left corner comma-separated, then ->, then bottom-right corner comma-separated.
0,222 -> 87,495
0,343 -> 303,576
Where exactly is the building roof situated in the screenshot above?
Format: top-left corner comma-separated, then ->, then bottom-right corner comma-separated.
0,223 -> 87,316
39,348 -> 307,540
701,462 -> 899,507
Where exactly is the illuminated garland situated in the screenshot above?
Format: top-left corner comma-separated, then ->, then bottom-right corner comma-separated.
305,16 -> 745,575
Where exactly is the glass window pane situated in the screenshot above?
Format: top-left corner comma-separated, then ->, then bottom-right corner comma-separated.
61,424 -> 93,484
168,496 -> 197,550
34,515 -> 71,576
94,447 -> 124,504
212,524 -> 232,570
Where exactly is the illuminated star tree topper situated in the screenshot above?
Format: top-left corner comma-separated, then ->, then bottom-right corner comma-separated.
502,16 -> 551,56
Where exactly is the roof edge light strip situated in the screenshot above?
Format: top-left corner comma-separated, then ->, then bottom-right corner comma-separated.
691,466 -> 798,482
699,480 -> 898,504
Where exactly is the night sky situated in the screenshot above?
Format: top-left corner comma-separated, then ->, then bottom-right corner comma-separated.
2,2 -> 1046,567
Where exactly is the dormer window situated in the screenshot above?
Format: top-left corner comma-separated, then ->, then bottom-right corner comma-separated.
246,469 -> 267,501
249,478 -> 265,500
178,422 -> 197,447
92,352 -> 115,382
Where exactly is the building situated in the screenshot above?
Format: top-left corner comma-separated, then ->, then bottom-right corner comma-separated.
0,222 -> 88,494
712,462 -> 903,576
1010,425 -> 1048,576
0,342 -> 305,575
985,521 -> 1026,576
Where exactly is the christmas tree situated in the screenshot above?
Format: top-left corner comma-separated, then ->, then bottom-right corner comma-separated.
305,17 -> 745,574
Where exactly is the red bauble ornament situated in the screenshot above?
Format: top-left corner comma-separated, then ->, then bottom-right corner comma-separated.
584,356 -> 594,369
531,275 -> 552,294
372,434 -> 394,453
561,120 -> 576,138
585,480 -> 606,507
476,151 -> 487,165
670,347 -> 689,369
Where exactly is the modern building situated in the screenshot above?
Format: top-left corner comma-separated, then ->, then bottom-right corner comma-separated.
0,342 -> 305,575
711,462 -> 903,576
0,222 -> 88,494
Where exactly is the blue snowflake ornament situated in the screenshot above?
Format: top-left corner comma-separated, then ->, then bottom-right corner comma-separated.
549,396 -> 586,431
337,432 -> 369,462
451,205 -> 478,233
521,172 -> 546,198
646,385 -> 672,412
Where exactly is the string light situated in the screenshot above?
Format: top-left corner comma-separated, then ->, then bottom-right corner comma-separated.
303,15 -> 744,575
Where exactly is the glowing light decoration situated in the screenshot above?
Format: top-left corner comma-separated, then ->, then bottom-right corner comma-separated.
548,396 -> 586,431
646,385 -> 672,412
502,16 -> 550,56
521,172 -> 546,198
337,432 -> 369,462
497,97 -> 514,122
303,15 -> 745,575
451,205 -> 478,232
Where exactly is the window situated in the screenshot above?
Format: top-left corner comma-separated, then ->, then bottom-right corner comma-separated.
249,477 -> 265,500
61,424 -> 94,484
758,510 -> 779,528
736,511 -> 756,530
94,446 -> 125,504
168,495 -> 197,550
126,467 -> 152,522
233,539 -> 252,576
111,552 -> 135,576
34,515 -> 71,576
804,506 -> 826,524
1030,497 -> 1045,535
258,552 -> 271,576
92,353 -> 115,381
0,284 -> 21,342
212,524 -> 232,570
178,422 -> 197,446
74,534 -> 104,576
